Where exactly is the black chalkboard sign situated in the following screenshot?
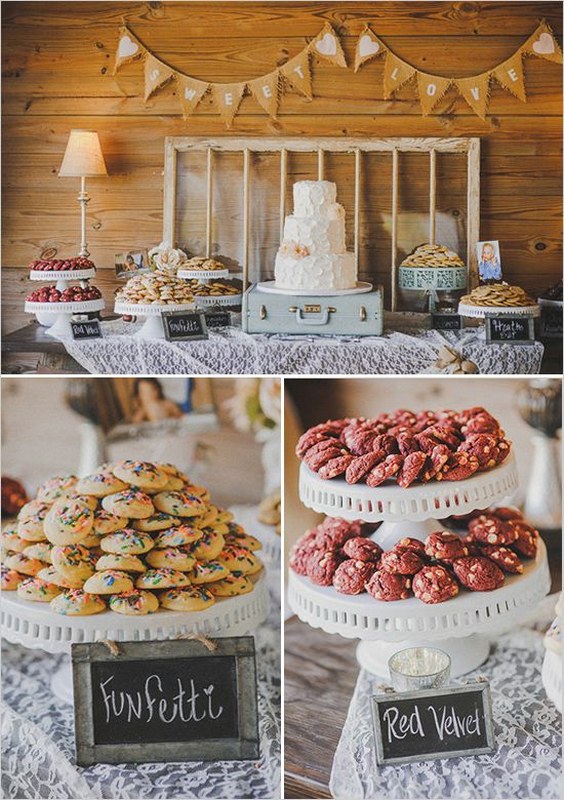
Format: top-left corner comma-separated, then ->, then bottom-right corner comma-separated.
371,682 -> 495,765
431,313 -> 462,331
162,311 -> 208,342
539,301 -> 563,338
205,310 -> 231,329
72,637 -> 259,765
70,320 -> 102,339
485,315 -> 535,344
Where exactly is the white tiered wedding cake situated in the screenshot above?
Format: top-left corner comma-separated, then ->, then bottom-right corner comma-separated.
274,180 -> 357,291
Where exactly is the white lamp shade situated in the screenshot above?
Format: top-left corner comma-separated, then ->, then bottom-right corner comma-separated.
59,129 -> 108,178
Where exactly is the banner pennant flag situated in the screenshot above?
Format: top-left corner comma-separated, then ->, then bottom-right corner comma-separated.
523,20 -> 562,65
113,26 -> 143,75
248,71 -> 280,118
416,73 -> 451,115
309,23 -> 347,69
492,51 -> 526,102
144,54 -> 175,101
177,75 -> 209,118
354,26 -> 386,72
383,52 -> 416,98
455,74 -> 491,120
280,51 -> 313,99
210,82 -> 246,127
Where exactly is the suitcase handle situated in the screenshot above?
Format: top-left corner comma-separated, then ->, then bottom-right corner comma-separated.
290,306 -> 336,326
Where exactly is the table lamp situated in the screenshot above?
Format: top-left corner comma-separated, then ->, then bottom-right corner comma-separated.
58,129 -> 107,258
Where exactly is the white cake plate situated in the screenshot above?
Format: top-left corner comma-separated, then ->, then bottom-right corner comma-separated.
256,281 -> 373,297
1,572 -> 268,703
24,299 -> 105,338
29,268 -> 96,290
288,542 -> 550,678
177,268 -> 231,283
114,301 -> 196,340
458,302 -> 540,319
541,648 -> 562,712
299,455 -> 518,549
193,293 -> 242,307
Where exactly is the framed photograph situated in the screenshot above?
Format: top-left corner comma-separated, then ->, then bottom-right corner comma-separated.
476,240 -> 502,283
115,249 -> 149,278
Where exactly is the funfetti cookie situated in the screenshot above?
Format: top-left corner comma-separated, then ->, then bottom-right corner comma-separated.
1,566 -> 23,591
207,572 -> 254,597
189,530 -> 225,561
51,544 -> 97,582
2,526 -> 29,553
4,552 -> 44,577
44,499 -> 94,546
189,560 -> 229,584
152,490 -> 206,518
17,500 -> 51,542
84,569 -> 135,595
99,529 -> 154,555
36,475 -> 78,503
17,576 -> 62,602
95,553 -> 147,573
101,489 -> 154,519
135,568 -> 190,590
215,546 -> 262,575
145,547 -> 196,572
92,509 -> 129,535
22,542 -> 53,563
152,525 -> 203,548
38,565 -> 85,589
76,470 -> 129,498
50,589 -> 107,616
112,460 -> 169,493
132,512 -> 181,532
109,590 -> 159,615
159,586 -> 215,611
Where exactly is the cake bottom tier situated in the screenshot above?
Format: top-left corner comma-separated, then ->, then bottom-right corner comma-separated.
275,251 -> 356,291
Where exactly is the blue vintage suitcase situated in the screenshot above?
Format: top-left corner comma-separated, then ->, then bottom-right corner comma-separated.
243,284 -> 384,336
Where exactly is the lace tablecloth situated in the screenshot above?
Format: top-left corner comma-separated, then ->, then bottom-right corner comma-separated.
1,507 -> 281,800
58,321 -> 544,375
329,603 -> 561,800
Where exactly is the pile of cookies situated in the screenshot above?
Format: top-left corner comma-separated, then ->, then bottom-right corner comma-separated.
400,243 -> 465,269
460,283 -> 536,307
182,257 -> 227,271
296,406 -> 511,487
290,508 -> 539,605
115,274 -> 194,306
29,257 -> 96,272
1,461 -> 263,616
182,279 -> 241,297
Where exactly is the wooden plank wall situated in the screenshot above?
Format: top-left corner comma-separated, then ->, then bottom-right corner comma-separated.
2,1 -> 562,334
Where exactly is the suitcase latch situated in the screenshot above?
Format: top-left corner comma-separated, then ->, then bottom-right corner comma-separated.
259,305 -> 267,320
359,305 -> 367,321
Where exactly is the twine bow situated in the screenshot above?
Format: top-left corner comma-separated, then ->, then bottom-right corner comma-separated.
434,345 -> 479,374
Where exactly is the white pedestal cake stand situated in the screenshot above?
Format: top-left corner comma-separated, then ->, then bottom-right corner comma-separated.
177,267 -> 231,283
193,293 -> 242,308
24,299 -> 105,338
114,301 -> 196,340
1,572 -> 268,704
289,455 -> 550,676
28,269 -> 97,326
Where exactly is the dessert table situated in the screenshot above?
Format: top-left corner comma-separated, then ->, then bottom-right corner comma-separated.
54,319 -> 543,375
1,507 -> 281,800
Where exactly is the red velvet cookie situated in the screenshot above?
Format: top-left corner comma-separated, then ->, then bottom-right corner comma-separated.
380,547 -> 425,575
412,565 -> 459,604
508,522 -> 539,558
396,451 -> 427,488
342,537 -> 382,563
333,559 -> 376,595
479,545 -> 523,574
307,550 -> 342,586
439,452 -> 480,482
317,453 -> 354,480
288,528 -> 319,575
395,537 -> 427,558
489,506 -> 523,521
365,569 -> 412,601
424,531 -> 468,562
345,452 -> 384,484
303,443 -> 345,472
366,454 -> 404,487
452,556 -> 504,591
468,515 -> 518,545
316,517 -> 363,549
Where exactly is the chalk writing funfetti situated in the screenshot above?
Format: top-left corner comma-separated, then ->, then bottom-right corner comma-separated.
72,637 -> 259,765
371,682 -> 495,765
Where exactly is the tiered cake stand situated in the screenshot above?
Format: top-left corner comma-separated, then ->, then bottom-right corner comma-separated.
1,572 -> 269,704
288,454 -> 551,677
177,267 -> 243,308
399,266 -> 467,312
458,302 -> 541,319
28,267 -> 98,328
114,301 -> 196,340
25,299 -> 105,338
177,267 -> 231,283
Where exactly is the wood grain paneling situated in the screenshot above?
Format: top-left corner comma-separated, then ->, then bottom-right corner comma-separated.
2,1 -> 562,334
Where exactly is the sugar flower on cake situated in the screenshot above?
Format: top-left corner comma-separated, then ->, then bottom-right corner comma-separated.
148,241 -> 189,275
279,241 -> 310,259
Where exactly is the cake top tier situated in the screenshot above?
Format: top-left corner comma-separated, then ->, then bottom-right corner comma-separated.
293,180 -> 339,217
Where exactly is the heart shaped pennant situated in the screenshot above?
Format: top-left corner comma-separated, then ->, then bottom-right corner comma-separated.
113,27 -> 142,74
525,21 -> 562,64
310,24 -> 347,68
354,26 -> 386,72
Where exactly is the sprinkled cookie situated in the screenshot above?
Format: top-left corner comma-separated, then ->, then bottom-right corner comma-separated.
1,566 -> 23,591
38,565 -> 84,589
17,500 -> 51,542
207,572 -> 254,597
75,470 -> 129,497
37,475 -> 78,503
189,530 -> 225,561
50,589 -> 106,616
2,527 -> 29,554
4,552 -> 44,577
92,509 -> 129,535
452,556 -> 504,591
365,569 -> 412,601
100,529 -> 154,555
333,559 -> 376,595
51,543 -> 96,582
380,547 -> 425,575
223,525 -> 262,552
44,499 -> 94,545
159,586 -> 215,611
145,547 -> 196,572
84,569 -> 135,594
189,560 -> 230,584
160,475 -> 185,492
113,460 -> 169,492
135,568 -> 190,589
412,565 -> 459,604
95,553 -> 147,573
17,576 -> 61,602
109,589 -> 159,615
101,489 -> 154,519
133,512 -> 181,532
215,546 -> 262,575
152,490 -> 206,518
342,537 -> 382,563
153,525 -> 203,548
22,542 -> 53,563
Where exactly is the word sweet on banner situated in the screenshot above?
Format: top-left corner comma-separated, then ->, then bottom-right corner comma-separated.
113,22 -> 346,127
354,20 -> 562,120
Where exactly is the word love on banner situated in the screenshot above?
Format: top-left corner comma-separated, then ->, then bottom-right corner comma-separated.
355,20 -> 562,120
371,682 -> 495,765
113,22 -> 346,127
72,637 -> 259,765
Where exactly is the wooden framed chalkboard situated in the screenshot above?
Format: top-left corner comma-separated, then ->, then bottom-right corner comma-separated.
72,637 -> 259,766
371,682 -> 495,765
162,310 -> 208,341
70,320 -> 102,339
431,313 -> 462,331
485,316 -> 535,345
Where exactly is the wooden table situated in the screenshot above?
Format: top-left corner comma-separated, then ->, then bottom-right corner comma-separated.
284,534 -> 562,799
2,320 -> 112,373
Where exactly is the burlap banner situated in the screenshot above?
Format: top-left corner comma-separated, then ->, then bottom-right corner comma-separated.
356,20 -> 561,119
113,22 -> 344,125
